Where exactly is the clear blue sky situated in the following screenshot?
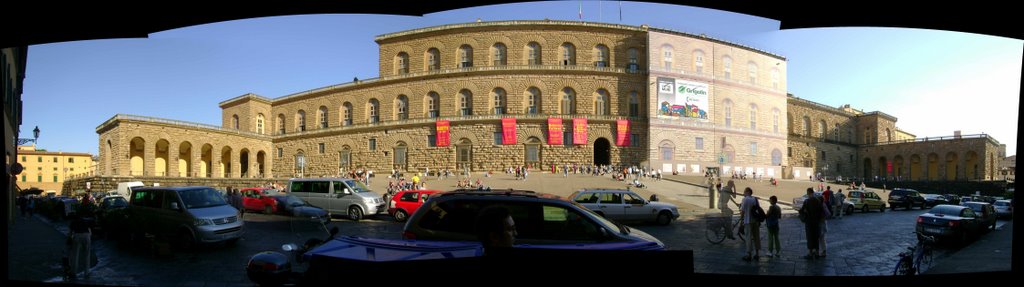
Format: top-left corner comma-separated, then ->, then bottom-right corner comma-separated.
20,1 -> 1021,157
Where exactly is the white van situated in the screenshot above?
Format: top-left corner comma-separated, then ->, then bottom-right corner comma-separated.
286,178 -> 384,221
114,181 -> 144,198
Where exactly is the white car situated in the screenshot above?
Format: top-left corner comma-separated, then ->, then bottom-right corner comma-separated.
993,200 -> 1012,219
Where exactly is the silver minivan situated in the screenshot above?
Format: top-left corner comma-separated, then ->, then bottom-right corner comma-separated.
286,178 -> 385,221
128,186 -> 243,249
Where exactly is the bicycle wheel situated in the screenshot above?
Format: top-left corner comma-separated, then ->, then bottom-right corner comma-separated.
735,218 -> 745,242
705,218 -> 726,244
893,256 -> 913,275
915,247 -> 933,274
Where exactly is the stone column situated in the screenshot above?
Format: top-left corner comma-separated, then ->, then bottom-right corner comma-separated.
212,147 -> 222,178
168,144 -> 179,177
231,150 -> 242,178
143,138 -> 156,177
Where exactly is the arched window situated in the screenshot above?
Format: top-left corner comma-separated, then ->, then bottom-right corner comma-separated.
458,45 -> 473,68
818,120 -> 827,138
426,92 -> 440,118
629,91 -> 639,117
318,106 -> 329,128
425,48 -> 440,71
395,52 -> 409,74
459,90 -> 473,116
723,100 -> 733,127
561,87 -> 576,114
367,99 -> 379,123
277,114 -> 286,134
491,88 -> 507,115
294,150 -> 306,176
525,87 -> 541,114
394,142 -> 408,169
772,109 -> 780,134
627,48 -> 639,71
342,102 -> 353,125
256,113 -> 265,134
395,95 -> 408,120
594,44 -> 609,67
660,141 -> 675,160
232,114 -> 239,129
723,56 -> 733,79
802,116 -> 811,136
771,68 -> 780,90
456,138 -> 473,164
296,110 -> 306,131
526,42 -> 541,65
749,104 -> 758,130
491,43 -> 506,66
693,50 -> 705,74
772,149 -> 783,166
560,43 -> 576,65
886,128 -> 892,142
594,89 -> 609,115
747,62 -> 758,85
661,44 -> 673,70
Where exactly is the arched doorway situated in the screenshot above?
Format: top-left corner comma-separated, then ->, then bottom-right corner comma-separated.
910,154 -> 922,181
220,146 -> 233,178
965,151 -> 978,180
878,156 -> 888,179
155,139 -> 169,176
945,152 -> 959,180
256,151 -> 266,178
593,138 -> 611,166
129,137 -> 146,176
863,158 -> 872,179
394,142 -> 408,171
178,142 -> 192,177
927,153 -> 939,180
893,155 -> 904,181
201,144 -> 213,178
240,149 -> 250,178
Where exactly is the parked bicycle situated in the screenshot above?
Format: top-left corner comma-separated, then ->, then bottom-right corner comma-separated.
705,214 -> 745,244
893,233 -> 936,275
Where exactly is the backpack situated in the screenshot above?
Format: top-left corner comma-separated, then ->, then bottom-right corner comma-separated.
752,200 -> 767,223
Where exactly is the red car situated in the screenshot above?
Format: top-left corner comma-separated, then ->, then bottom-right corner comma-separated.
388,190 -> 441,222
241,187 -> 280,214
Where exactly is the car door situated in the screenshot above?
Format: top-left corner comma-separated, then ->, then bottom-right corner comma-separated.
300,181 -> 332,214
866,192 -> 883,209
623,192 -> 654,222
397,191 -> 419,214
242,189 -> 259,211
595,192 -> 625,221
573,192 -> 601,212
960,208 -> 980,235
330,180 -> 354,215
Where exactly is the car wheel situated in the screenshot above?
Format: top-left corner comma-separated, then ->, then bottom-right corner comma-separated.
176,229 -> 196,251
348,206 -> 363,221
861,205 -> 869,213
920,202 -> 926,209
264,205 -> 274,214
959,231 -> 970,246
846,205 -> 854,215
906,202 -> 912,210
394,210 -> 408,222
656,211 -> 672,226
880,205 -> 886,212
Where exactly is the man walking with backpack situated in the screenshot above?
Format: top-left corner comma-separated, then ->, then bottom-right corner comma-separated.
739,187 -> 763,261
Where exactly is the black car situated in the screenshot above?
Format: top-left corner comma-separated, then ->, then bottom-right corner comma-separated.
941,194 -> 961,205
960,202 -> 997,231
917,204 -> 988,245
888,188 -> 926,210
271,194 -> 330,223
922,194 -> 949,208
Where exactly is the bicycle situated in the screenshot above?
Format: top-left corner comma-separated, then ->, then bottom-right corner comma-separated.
705,214 -> 745,244
893,233 -> 936,275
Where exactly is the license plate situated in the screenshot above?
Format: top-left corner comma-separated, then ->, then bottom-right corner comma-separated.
923,227 -> 941,234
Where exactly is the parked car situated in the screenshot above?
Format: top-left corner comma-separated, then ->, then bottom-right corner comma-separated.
917,204 -> 988,244
941,194 -> 961,205
96,195 -> 129,231
388,189 -> 442,222
888,188 -> 926,210
792,192 -> 823,211
286,178 -> 385,221
960,201 -> 998,231
993,200 -> 1012,219
569,189 -> 679,225
922,194 -> 949,208
128,186 -> 244,249
270,194 -> 330,223
402,190 -> 664,249
844,189 -> 886,213
241,187 -> 280,214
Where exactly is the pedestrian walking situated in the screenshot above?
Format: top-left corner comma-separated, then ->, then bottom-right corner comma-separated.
835,189 -> 846,219
766,195 -> 782,257
739,187 -> 761,261
230,189 -> 245,218
68,215 -> 92,279
818,196 -> 832,257
798,188 -> 824,259
718,180 -> 738,240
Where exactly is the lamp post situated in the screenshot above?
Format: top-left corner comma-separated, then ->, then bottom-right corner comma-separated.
33,126 -> 40,143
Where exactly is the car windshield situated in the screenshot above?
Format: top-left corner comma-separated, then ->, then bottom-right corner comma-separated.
179,188 -> 229,209
344,180 -> 371,193
283,195 -> 306,206
104,197 -> 128,208
928,205 -> 963,216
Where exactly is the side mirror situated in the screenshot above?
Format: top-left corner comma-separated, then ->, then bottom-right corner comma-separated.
169,202 -> 180,211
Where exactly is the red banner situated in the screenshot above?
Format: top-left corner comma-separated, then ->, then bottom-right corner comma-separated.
616,119 -> 630,146
573,118 -> 588,145
547,118 -> 563,145
436,120 -> 450,147
502,118 -> 517,145
887,161 -> 893,173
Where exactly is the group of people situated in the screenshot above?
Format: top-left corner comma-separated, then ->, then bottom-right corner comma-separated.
504,165 -> 530,181
715,179 -> 854,261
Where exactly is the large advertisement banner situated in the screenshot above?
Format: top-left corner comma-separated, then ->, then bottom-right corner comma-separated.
657,77 -> 709,121
572,118 -> 588,145
616,119 -> 630,146
502,118 -> 517,145
547,118 -> 563,145
435,120 -> 450,147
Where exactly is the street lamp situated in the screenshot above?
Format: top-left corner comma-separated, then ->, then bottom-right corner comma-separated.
33,126 -> 40,143
823,163 -> 829,182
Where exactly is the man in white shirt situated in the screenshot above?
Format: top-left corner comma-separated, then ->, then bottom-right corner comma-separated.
739,187 -> 761,261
